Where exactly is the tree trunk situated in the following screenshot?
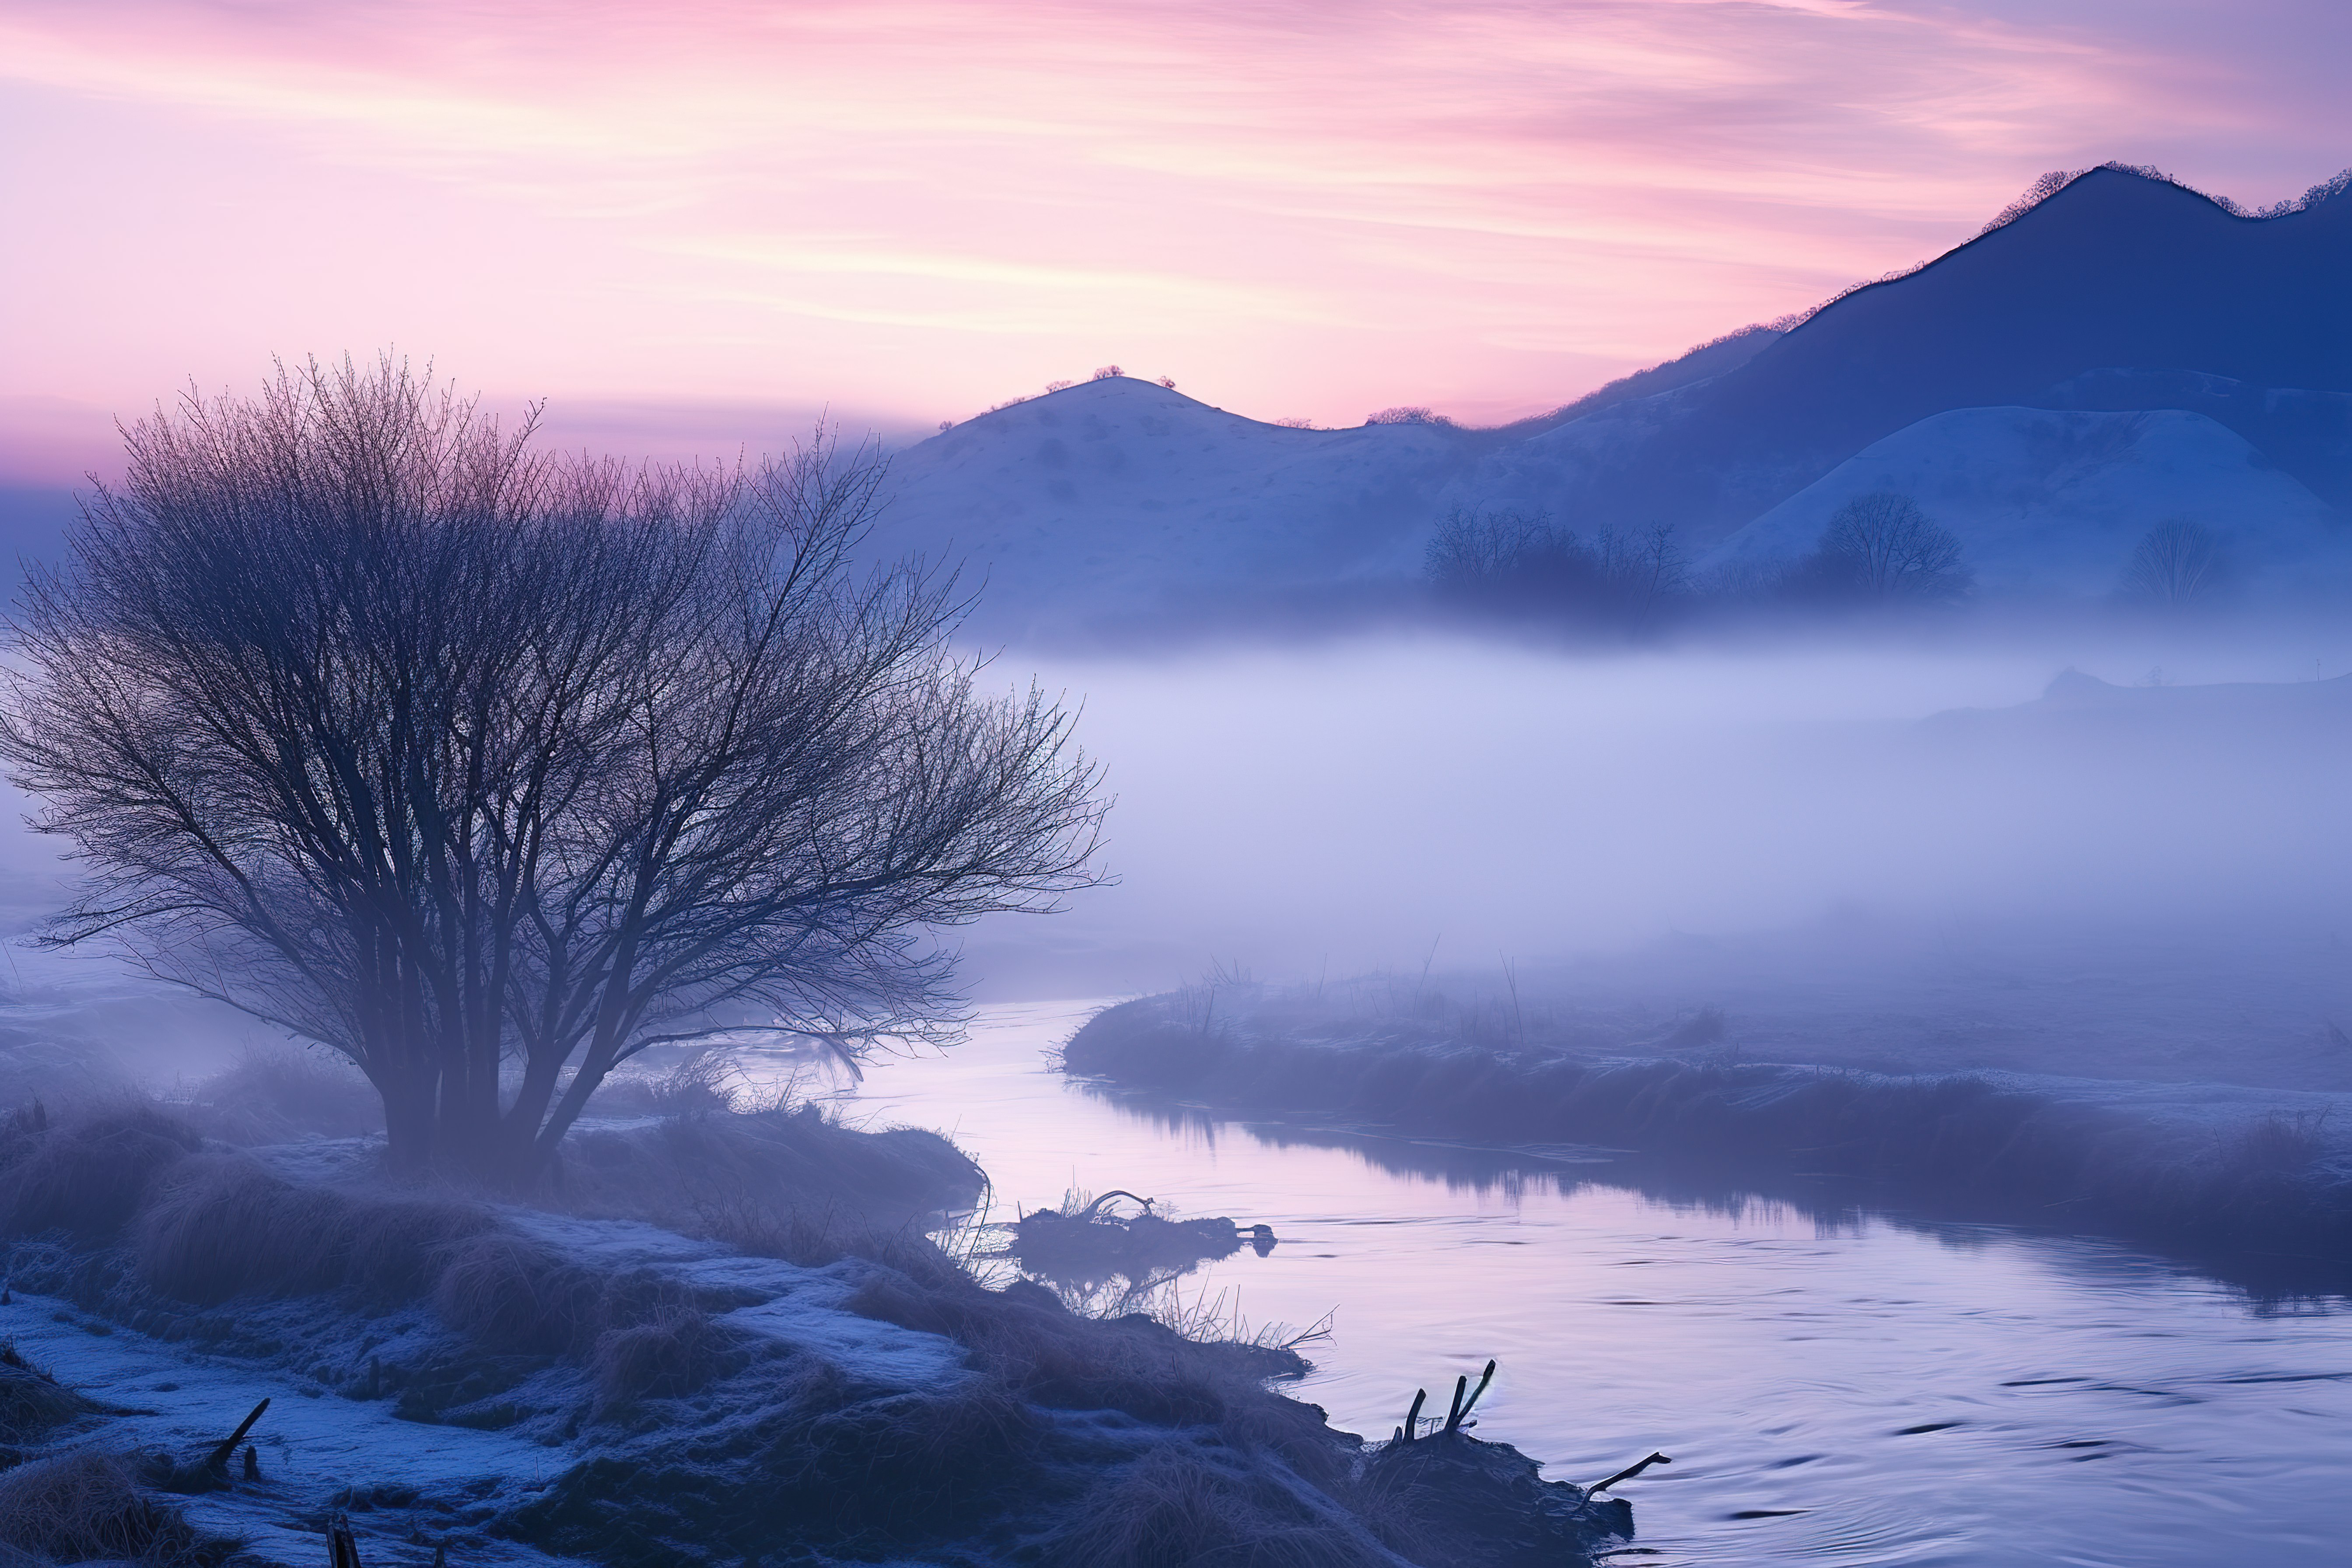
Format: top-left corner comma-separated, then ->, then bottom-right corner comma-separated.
380,1071 -> 438,1177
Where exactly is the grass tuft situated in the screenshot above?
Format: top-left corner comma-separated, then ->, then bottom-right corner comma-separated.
589,1307 -> 738,1414
0,1450 -> 199,1564
432,1232 -> 604,1356
0,1104 -> 203,1241
133,1152 -> 495,1305
0,1342 -> 91,1445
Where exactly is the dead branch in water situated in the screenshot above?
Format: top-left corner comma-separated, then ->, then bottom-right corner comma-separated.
1589,1451 -> 1672,1493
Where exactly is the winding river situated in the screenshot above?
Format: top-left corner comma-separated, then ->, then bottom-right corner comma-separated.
811,1000 -> 2352,1568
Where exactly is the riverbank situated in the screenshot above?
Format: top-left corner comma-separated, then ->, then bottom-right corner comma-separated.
1061,994 -> 2352,1287
0,1092 -> 1633,1568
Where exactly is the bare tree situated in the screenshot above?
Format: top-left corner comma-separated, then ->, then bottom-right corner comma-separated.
1807,492 -> 1971,600
2118,518 -> 2227,607
1424,508 -> 1569,590
0,357 -> 1107,1185
1594,522 -> 1689,629
1424,509 -> 1684,630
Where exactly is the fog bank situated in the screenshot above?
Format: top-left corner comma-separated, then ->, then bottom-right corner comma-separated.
958,626 -> 2352,998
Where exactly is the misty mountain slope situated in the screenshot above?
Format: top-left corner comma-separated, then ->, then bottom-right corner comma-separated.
872,377 -> 1473,634
1453,166 -> 2352,547
1444,379 -> 1776,537
1700,406 -> 2350,594
1489,323 -> 1783,440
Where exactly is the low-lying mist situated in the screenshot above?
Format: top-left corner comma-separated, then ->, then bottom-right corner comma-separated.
959,619 -> 2352,1010
5,611 -> 2349,1089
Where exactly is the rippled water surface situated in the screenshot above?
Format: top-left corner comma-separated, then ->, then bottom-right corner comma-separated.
806,1001 -> 2352,1567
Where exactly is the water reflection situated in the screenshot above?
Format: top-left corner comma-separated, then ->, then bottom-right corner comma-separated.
1071,1075 -> 2352,1309
806,1003 -> 2352,1568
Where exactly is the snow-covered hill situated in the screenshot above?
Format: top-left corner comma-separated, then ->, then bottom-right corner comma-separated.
865,166 -> 2352,631
1700,407 -> 2352,595
869,377 -> 1473,636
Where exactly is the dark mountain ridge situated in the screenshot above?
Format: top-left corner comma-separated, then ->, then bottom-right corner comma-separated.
1502,164 -> 2352,542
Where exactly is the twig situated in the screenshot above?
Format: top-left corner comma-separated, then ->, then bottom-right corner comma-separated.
1069,1190 -> 1154,1223
1589,1452 -> 1672,1494
1400,1387 -> 1427,1443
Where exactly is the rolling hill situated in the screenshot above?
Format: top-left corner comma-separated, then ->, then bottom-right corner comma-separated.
875,164 -> 2352,633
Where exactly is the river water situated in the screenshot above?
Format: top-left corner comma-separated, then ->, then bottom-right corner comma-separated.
812,1000 -> 2351,1568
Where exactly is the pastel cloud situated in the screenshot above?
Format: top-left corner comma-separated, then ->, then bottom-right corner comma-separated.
1,1 -> 2345,479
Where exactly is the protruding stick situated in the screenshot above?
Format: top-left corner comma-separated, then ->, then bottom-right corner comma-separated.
206,1397 -> 270,1473
1402,1388 -> 1427,1443
328,1514 -> 363,1568
1589,1452 -> 1672,1494
1443,1374 -> 1468,1433
1455,1359 -> 1498,1428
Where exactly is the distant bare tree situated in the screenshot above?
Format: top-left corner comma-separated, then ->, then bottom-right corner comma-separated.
1424,508 -> 1570,591
1091,365 -> 1124,381
1595,522 -> 1689,628
1425,509 -> 1684,630
2118,518 -> 2227,607
1043,379 -> 1074,393
1806,492 -> 1971,600
1156,376 -> 1176,390
0,356 -> 1106,1185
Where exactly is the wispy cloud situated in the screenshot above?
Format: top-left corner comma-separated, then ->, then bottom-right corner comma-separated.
1,1 -> 2345,475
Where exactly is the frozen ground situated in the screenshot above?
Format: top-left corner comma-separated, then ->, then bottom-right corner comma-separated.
3,1284 -> 576,1568
2,1099 -> 1635,1568
0,1134 -> 978,1566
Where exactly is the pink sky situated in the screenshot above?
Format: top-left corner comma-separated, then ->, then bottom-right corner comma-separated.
3,1 -> 2347,481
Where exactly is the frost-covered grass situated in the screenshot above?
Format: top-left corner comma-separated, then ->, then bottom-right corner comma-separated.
0,1095 -> 1624,1567
1064,993 -> 2352,1281
0,1448 -> 207,1565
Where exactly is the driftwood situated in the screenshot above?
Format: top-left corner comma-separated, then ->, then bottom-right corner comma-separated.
151,1395 -> 273,1494
1395,1358 -> 1496,1444
328,1512 -> 363,1568
206,1396 -> 270,1474
1589,1451 -> 1672,1494
1400,1386 -> 1428,1443
1368,1368 -> 1637,1566
1007,1190 -> 1271,1301
1446,1359 -> 1496,1435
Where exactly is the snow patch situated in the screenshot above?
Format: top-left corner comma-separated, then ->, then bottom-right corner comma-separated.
1701,406 -> 2351,594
